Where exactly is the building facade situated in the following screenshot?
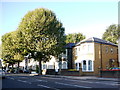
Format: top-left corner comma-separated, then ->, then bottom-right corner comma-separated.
64,43 -> 75,69
73,37 -> 118,76
19,43 -> 75,73
18,37 -> 118,76
19,54 -> 68,74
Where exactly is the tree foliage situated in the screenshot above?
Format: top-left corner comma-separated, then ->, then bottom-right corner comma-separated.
102,24 -> 119,44
2,8 -> 65,74
0,44 -> 2,58
17,8 -> 65,74
2,32 -> 14,63
65,33 -> 86,43
2,31 -> 24,66
18,8 -> 65,56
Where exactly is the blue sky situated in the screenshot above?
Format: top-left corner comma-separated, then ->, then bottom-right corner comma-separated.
0,1 -> 118,44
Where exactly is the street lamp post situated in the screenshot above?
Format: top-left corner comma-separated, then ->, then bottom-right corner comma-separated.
24,56 -> 28,71
24,53 -> 31,71
58,54 -> 62,75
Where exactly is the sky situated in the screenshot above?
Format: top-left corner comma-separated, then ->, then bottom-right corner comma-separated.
0,0 -> 118,44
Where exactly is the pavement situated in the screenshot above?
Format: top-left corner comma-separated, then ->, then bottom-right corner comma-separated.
41,75 -> 120,81
6,73 -> 120,81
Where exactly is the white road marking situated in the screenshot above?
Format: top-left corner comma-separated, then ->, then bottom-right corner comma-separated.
37,84 -> 51,88
17,79 -> 32,84
94,81 -> 118,86
104,82 -> 120,86
9,78 -> 14,80
36,79 -> 47,82
55,82 -> 92,88
18,80 -> 27,83
68,80 -> 93,83
37,84 -> 60,90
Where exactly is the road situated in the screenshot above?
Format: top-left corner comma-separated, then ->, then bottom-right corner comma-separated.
1,74 -> 120,90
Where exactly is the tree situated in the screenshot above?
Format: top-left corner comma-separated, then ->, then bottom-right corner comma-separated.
0,44 -> 2,58
102,24 -> 119,44
2,31 -> 24,69
18,8 -> 65,74
65,33 -> 86,43
2,33 -> 14,68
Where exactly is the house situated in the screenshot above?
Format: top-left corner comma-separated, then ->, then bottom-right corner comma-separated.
18,43 -> 75,74
18,37 -> 118,76
64,43 -> 75,69
0,59 -> 6,68
72,37 -> 118,76
19,58 -> 39,71
19,49 -> 68,74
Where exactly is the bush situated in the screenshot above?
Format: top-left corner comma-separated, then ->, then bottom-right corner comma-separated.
9,69 -> 15,73
19,70 -> 23,73
68,69 -> 77,71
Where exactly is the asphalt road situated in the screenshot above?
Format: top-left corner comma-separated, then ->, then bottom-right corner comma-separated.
1,75 -> 120,90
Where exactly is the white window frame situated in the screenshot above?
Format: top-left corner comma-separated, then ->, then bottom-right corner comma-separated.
76,63 -> 81,71
88,60 -> 92,71
62,61 -> 67,69
82,60 -> 87,71
82,60 -> 94,72
111,48 -> 113,53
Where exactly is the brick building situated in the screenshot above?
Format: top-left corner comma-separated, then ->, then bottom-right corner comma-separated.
72,37 -> 118,76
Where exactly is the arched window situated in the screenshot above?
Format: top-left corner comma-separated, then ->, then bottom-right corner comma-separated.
62,62 -> 67,69
88,60 -> 92,71
83,60 -> 86,71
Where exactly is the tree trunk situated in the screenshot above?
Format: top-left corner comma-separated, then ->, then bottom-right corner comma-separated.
12,63 -> 13,69
25,57 -> 28,71
18,62 -> 20,68
38,60 -> 42,75
18,62 -> 20,73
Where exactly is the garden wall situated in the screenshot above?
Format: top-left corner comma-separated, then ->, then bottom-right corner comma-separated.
101,70 -> 120,78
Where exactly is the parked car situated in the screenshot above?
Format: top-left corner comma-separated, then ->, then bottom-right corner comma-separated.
13,69 -> 23,73
0,69 -> 5,79
23,70 -> 30,73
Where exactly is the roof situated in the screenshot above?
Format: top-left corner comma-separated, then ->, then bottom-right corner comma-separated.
64,43 -> 76,48
76,37 -> 118,47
